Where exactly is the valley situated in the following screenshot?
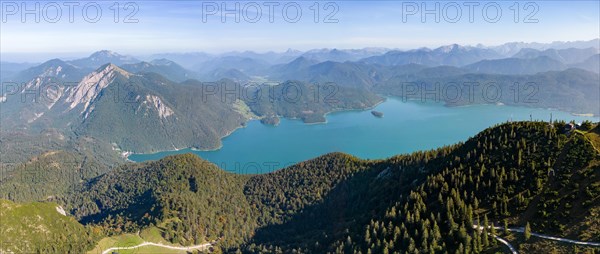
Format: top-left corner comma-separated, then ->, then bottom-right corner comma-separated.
129,97 -> 598,173
1,39 -> 599,254
1,122 -> 599,253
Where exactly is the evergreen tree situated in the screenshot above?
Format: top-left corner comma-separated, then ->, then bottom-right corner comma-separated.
524,222 -> 532,241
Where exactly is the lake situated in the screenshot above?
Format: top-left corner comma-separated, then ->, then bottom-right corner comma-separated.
129,98 -> 599,173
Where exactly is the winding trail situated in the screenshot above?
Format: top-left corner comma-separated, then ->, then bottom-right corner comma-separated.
101,241 -> 213,254
474,225 -> 600,254
493,235 -> 518,254
505,227 -> 600,247
474,225 -> 518,254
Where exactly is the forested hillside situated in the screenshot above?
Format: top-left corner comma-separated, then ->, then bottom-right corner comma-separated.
1,121 -> 599,253
0,131 -> 120,202
240,121 -> 600,253
244,80 -> 383,123
376,69 -> 600,115
65,154 -> 254,248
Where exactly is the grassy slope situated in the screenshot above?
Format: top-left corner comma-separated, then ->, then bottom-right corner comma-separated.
583,124 -> 600,153
0,199 -> 99,253
86,233 -> 144,254
87,226 -> 214,254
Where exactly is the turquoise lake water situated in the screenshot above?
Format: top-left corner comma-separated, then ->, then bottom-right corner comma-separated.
129,98 -> 598,173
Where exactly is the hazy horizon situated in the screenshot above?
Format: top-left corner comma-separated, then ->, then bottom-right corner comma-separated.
2,38 -> 599,63
2,1 -> 599,62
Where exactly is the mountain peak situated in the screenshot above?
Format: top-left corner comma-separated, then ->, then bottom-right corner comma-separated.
69,50 -> 139,68
151,58 -> 176,66
436,44 -> 465,53
44,58 -> 68,65
285,48 -> 301,54
290,56 -> 308,62
90,50 -> 120,58
88,50 -> 131,61
16,58 -> 84,80
97,63 -> 131,77
37,59 -> 73,70
280,56 -> 317,71
67,63 -> 130,114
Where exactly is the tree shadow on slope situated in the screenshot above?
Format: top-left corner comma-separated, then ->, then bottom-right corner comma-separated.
244,155 -> 441,252
78,189 -> 159,227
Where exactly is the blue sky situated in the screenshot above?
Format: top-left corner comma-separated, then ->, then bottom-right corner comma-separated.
1,1 -> 599,61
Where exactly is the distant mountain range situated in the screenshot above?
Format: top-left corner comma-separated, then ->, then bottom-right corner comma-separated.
1,39 -> 598,152
572,54 -> 600,73
360,44 -> 503,66
3,39 -> 598,80
464,56 -> 567,75
512,47 -> 599,64
69,50 -> 139,68
491,39 -> 600,56
0,54 -> 382,152
300,47 -> 390,62
376,68 -> 600,115
120,59 -> 197,82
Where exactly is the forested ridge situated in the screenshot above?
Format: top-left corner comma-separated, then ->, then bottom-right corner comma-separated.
239,122 -> 600,253
1,121 -> 599,253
